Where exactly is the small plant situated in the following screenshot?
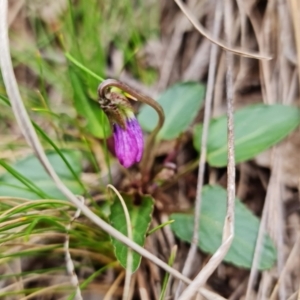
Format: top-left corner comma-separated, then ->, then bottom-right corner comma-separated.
1,0 -> 300,299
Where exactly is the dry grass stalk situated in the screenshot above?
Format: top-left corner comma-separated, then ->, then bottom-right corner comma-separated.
176,0 -> 236,297
175,1 -> 223,297
64,196 -> 84,300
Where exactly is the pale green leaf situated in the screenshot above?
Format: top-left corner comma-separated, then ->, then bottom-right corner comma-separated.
0,150 -> 84,200
138,82 -> 205,140
171,185 -> 276,270
194,104 -> 300,166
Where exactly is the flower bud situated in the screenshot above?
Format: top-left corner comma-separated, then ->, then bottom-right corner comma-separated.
99,92 -> 144,168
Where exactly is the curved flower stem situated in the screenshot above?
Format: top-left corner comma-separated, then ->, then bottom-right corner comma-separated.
98,79 -> 165,178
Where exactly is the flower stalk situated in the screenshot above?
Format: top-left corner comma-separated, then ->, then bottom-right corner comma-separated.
98,79 -> 165,175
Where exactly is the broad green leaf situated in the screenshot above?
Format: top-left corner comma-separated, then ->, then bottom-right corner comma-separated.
171,185 -> 276,270
69,69 -> 110,138
138,82 -> 205,140
194,104 -> 300,166
0,150 -> 84,200
110,194 -> 154,272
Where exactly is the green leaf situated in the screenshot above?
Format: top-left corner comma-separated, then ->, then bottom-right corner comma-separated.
0,150 -> 84,200
194,104 -> 300,166
33,123 -> 87,194
138,82 -> 205,140
170,185 -> 276,270
110,194 -> 154,272
69,69 -> 110,138
0,94 -> 10,106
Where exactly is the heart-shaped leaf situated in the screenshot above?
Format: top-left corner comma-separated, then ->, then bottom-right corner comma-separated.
110,194 -> 154,272
193,104 -> 300,166
138,82 -> 205,140
171,185 -> 276,270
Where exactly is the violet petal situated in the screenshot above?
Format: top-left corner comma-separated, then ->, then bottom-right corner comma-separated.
126,118 -> 144,163
113,117 -> 144,168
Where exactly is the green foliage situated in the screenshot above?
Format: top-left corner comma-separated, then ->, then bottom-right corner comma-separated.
159,246 -> 177,300
194,104 -> 300,166
0,1 -> 163,298
110,194 -> 154,272
2,0 -> 294,296
170,185 -> 276,270
0,94 -> 10,105
67,264 -> 117,300
0,150 -> 84,200
69,69 -> 110,138
6,0 -> 159,142
138,82 -> 205,140
0,198 -> 114,298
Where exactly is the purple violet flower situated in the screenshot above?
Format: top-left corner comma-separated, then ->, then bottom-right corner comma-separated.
99,90 -> 144,168
113,112 -> 144,168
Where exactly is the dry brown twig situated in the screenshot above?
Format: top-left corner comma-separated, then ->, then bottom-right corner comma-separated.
245,0 -> 294,297
103,271 -> 125,300
137,267 -> 150,300
64,196 -> 84,300
270,235 -> 300,300
288,0 -> 300,214
175,1 -> 223,298
177,0 -> 236,298
157,0 -> 207,90
288,0 -> 300,89
245,151 -> 278,299
174,0 -> 272,60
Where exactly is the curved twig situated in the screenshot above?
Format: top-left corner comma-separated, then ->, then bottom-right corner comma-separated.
174,0 -> 272,60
